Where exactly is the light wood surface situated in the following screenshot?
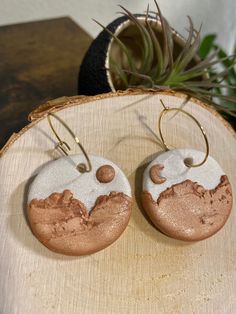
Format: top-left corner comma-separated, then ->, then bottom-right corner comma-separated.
0,91 -> 235,314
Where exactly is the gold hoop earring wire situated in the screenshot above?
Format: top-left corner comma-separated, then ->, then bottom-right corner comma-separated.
158,100 -> 209,168
47,113 -> 92,173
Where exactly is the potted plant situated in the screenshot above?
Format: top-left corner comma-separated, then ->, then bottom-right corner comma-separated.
78,1 -> 236,120
198,34 -> 236,126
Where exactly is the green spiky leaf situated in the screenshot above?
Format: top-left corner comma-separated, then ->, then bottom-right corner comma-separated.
95,2 -> 236,121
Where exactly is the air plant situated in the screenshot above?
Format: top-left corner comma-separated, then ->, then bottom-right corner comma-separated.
199,34 -> 236,125
94,1 -> 236,119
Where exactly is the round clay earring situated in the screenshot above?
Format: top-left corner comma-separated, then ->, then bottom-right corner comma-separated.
141,100 -> 233,241
27,113 -> 132,256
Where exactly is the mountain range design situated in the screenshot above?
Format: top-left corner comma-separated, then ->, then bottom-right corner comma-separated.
28,190 -> 132,255
141,175 -> 232,241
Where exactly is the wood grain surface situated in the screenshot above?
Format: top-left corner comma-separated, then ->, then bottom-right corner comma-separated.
0,91 -> 235,314
0,17 -> 92,148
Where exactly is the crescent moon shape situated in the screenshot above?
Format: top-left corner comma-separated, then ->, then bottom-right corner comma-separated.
149,164 -> 166,184
28,190 -> 132,255
142,149 -> 233,241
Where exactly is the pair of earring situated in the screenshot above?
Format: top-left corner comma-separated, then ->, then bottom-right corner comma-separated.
27,101 -> 233,256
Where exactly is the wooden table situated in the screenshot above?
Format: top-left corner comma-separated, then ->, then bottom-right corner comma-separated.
0,17 -> 92,148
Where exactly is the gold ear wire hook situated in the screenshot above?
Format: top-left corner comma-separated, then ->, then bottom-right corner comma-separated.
158,99 -> 209,168
47,113 -> 92,173
47,114 -> 71,155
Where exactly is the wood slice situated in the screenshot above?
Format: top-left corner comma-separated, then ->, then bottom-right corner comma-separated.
0,90 -> 235,314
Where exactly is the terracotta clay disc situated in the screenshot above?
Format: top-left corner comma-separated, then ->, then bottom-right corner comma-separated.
27,154 -> 132,255
142,148 -> 233,241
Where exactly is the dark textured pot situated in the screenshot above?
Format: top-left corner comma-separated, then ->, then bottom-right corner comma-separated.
78,15 -> 129,96
78,15 -> 200,96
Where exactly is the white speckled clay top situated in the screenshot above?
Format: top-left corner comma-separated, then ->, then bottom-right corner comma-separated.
143,148 -> 225,201
28,155 -> 131,211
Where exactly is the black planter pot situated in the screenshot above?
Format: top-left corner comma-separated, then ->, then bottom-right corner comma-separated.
78,15 -> 131,96
78,15 -> 198,96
